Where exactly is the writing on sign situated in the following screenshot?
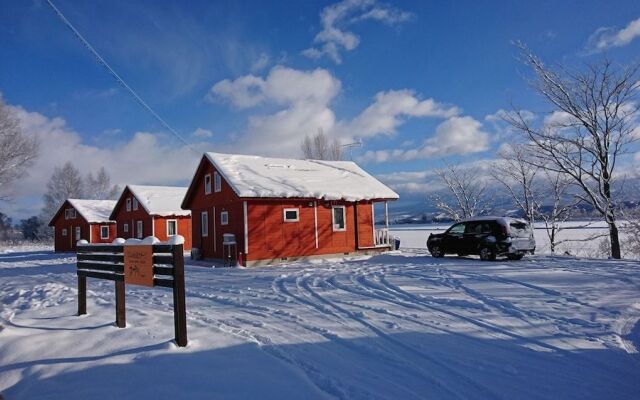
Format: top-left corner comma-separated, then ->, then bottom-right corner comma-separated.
124,245 -> 154,287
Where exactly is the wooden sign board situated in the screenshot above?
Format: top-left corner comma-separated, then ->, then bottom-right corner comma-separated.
124,245 -> 154,287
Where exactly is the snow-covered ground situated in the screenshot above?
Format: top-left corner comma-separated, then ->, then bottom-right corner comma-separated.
1,246 -> 639,399
391,221 -> 624,258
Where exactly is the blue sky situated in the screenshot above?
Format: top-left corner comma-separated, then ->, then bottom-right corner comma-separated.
1,0 -> 640,218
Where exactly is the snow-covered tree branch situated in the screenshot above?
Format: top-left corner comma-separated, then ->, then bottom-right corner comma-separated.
505,43 -> 640,259
0,97 -> 38,200
433,163 -> 488,221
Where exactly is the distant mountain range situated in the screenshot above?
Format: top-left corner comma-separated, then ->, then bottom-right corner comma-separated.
385,182 -> 640,225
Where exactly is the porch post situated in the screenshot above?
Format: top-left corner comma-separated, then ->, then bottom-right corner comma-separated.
384,201 -> 389,230
385,201 -> 389,246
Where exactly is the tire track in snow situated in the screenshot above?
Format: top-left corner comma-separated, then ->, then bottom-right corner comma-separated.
296,274 -> 503,400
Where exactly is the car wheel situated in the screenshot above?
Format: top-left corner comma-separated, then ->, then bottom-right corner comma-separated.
430,246 -> 444,258
507,253 -> 524,261
479,246 -> 496,261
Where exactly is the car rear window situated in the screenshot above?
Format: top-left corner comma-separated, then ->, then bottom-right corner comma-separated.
510,222 -> 528,230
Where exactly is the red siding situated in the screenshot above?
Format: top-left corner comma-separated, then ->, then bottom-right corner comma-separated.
89,223 -> 117,244
50,201 -> 115,252
112,187 -> 192,249
153,216 -> 192,250
187,159 -> 244,258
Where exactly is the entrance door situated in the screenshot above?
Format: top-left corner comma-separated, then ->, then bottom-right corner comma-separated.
442,222 -> 465,254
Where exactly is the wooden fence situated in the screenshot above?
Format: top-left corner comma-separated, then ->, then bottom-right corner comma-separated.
76,242 -> 187,347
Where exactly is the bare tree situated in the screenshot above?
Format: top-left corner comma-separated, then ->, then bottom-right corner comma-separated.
505,44 -> 640,259
85,167 -> 119,200
301,129 -> 344,160
490,143 -> 539,223
535,170 -> 581,254
41,162 -> 85,224
433,163 -> 488,221
621,204 -> 640,259
0,97 -> 38,199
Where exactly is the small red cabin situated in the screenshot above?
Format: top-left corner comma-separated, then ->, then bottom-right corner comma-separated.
48,199 -> 117,252
110,185 -> 192,250
181,152 -> 399,265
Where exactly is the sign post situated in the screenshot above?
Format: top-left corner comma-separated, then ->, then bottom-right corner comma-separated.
76,237 -> 188,346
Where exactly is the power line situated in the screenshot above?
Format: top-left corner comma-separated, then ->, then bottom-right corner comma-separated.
45,0 -> 192,147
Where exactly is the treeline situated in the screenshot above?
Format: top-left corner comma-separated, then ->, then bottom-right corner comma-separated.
3,163 -> 119,241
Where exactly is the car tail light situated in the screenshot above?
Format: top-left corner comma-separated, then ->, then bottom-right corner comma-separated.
500,223 -> 508,236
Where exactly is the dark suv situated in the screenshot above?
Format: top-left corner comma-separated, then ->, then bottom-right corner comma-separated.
426,217 -> 536,260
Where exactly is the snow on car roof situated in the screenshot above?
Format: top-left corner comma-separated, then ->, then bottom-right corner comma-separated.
204,152 -> 399,201
67,199 -> 117,223
127,185 -> 191,217
459,216 -> 528,224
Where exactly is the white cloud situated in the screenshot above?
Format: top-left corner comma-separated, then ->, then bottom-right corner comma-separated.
207,66 -> 459,157
586,17 -> 640,52
192,128 -> 214,138
376,159 -> 495,194
358,116 -> 490,163
303,0 -> 413,63
337,90 -> 459,138
6,104 -> 205,213
208,74 -> 266,108
208,66 -> 340,109
251,52 -> 270,72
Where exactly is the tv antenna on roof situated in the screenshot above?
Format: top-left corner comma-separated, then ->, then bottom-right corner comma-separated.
341,140 -> 362,160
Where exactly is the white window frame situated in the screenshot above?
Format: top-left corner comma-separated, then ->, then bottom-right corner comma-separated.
136,220 -> 143,239
62,228 -> 67,236
75,226 -> 81,241
220,211 -> 229,226
204,174 -> 212,194
71,209 -> 76,219
201,212 -> 209,237
100,225 -> 110,239
166,219 -> 178,236
64,209 -> 68,219
65,209 -> 76,219
123,223 -> 129,233
283,208 -> 300,222
132,197 -> 138,211
332,205 -> 346,232
126,198 -> 132,212
214,172 -> 222,192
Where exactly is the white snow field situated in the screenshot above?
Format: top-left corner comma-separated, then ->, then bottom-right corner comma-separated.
1,246 -> 640,399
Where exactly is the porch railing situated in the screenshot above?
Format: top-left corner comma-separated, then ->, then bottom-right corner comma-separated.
374,228 -> 393,247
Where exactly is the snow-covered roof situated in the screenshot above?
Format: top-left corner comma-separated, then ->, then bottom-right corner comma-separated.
67,199 -> 116,224
127,185 -> 191,217
204,152 -> 399,201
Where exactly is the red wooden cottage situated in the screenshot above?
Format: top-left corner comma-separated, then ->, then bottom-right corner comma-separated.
109,185 -> 192,250
49,199 -> 117,252
181,152 -> 399,265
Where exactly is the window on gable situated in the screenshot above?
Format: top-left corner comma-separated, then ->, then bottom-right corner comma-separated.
220,211 -> 229,225
204,174 -> 212,194
167,220 -> 177,236
214,172 -> 222,192
132,198 -> 138,211
283,208 -> 299,222
126,198 -> 132,212
136,221 -> 143,239
64,209 -> 68,219
332,206 -> 346,231
100,225 -> 110,239
70,209 -> 76,219
201,212 -> 209,237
